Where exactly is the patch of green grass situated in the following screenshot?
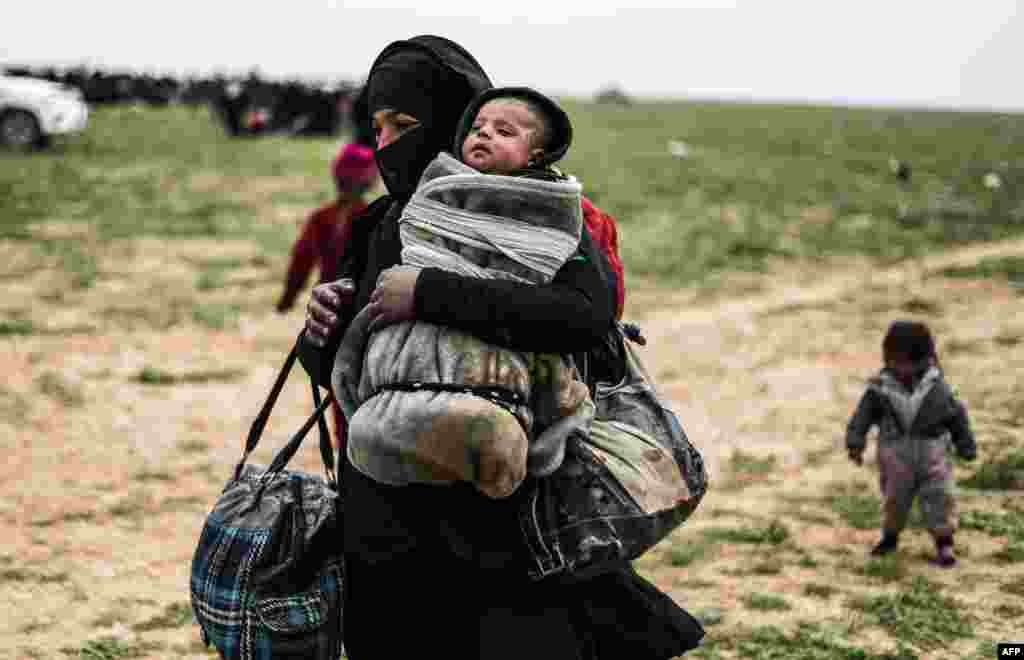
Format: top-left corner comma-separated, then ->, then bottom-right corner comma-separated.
703,520 -> 790,545
960,450 -> 1024,490
857,555 -> 908,582
959,509 -> 1024,540
729,449 -> 778,474
3,105 -> 330,243
10,103 -> 1024,290
131,602 -> 194,631
967,641 -> 1000,660
803,583 -> 837,598
566,99 -> 1024,283
797,554 -> 819,569
731,623 -> 919,660
694,608 -> 724,627
136,365 -> 247,385
849,576 -> 974,649
191,303 -> 241,329
136,366 -> 176,385
0,318 -> 35,335
196,269 -> 227,291
667,541 -> 708,567
743,592 -> 791,611
825,484 -> 881,530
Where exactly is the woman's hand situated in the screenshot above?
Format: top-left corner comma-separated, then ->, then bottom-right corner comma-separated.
304,278 -> 356,347
368,266 -> 420,332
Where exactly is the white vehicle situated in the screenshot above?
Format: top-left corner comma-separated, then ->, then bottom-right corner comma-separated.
0,75 -> 89,149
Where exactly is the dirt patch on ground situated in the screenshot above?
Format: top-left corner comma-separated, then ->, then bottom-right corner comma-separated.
2,236 -> 1023,659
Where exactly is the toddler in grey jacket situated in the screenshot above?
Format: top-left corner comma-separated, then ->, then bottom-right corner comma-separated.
846,320 -> 976,567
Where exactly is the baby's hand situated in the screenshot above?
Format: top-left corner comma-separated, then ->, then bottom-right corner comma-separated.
367,266 -> 421,333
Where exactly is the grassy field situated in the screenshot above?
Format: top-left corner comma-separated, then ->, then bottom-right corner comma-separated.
1,102 -> 1023,659
4,101 -> 1023,284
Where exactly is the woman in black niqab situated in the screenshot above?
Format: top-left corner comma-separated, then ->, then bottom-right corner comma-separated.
358,36 -> 491,198
299,35 -> 703,660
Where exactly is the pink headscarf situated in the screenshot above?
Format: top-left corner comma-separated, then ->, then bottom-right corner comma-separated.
331,143 -> 378,193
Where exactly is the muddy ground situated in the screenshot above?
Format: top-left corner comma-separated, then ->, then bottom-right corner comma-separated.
2,230 -> 1022,659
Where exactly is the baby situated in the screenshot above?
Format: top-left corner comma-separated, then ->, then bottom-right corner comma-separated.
334,87 -> 593,499
401,87 -> 578,282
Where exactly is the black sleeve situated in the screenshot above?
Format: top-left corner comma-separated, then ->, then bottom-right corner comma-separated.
413,228 -> 615,353
948,399 -> 977,459
846,388 -> 881,452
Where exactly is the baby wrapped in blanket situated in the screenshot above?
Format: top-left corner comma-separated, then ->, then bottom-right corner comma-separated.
333,88 -> 594,498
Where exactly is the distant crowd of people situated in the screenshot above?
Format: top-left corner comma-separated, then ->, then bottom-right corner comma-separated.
2,64 -> 364,138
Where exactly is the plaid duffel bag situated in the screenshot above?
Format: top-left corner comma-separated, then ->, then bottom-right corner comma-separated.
190,341 -> 344,660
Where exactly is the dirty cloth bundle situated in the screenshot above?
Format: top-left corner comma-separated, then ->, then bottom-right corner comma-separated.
333,152 -> 593,499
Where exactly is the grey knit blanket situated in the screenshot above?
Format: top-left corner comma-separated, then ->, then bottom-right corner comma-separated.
332,153 -> 593,498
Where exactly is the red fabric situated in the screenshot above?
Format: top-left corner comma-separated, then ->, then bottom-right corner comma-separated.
280,198 -> 367,448
581,197 -> 625,319
280,199 -> 368,309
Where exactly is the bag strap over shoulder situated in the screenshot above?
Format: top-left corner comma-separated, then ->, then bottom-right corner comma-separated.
234,333 -> 337,489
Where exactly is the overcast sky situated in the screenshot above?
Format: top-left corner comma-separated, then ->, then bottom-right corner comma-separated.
4,1 -> 1022,110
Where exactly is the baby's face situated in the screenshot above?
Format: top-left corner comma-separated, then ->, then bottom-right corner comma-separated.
461,99 -> 542,174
